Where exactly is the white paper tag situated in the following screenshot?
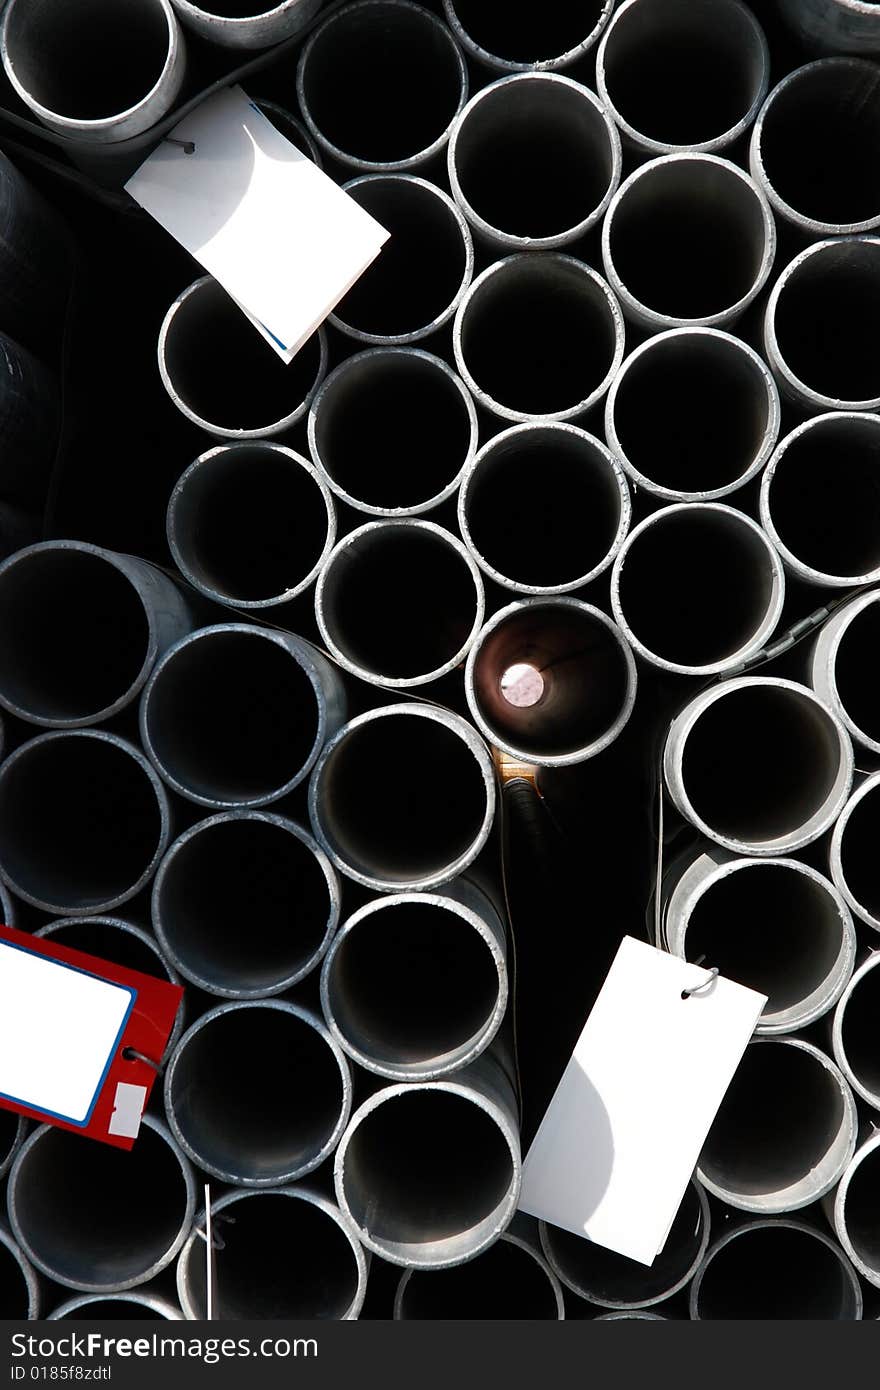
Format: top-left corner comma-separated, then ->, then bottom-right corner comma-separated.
0,941 -> 135,1126
125,86 -> 389,361
518,936 -> 766,1266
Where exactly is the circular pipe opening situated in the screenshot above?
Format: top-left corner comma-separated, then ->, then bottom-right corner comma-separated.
442,0 -> 612,71
834,955 -> 880,1107
395,1234 -> 563,1318
309,349 -> 476,516
0,732 -> 169,914
454,254 -> 623,423
49,1293 -> 182,1320
8,1118 -> 194,1292
818,592 -> 880,752
611,504 -> 784,675
697,1039 -> 856,1212
836,1135 -> 880,1285
691,1221 -> 862,1319
0,1228 -> 38,1320
165,1003 -> 350,1185
159,278 -> 326,438
603,155 -> 774,329
606,329 -> 779,501
459,424 -> 629,593
832,775 -> 880,930
168,445 -> 335,608
449,74 -> 620,248
309,706 -> 495,891
331,177 -> 472,343
153,814 -> 338,997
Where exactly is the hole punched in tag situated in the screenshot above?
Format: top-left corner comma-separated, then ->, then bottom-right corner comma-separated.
164,138 -> 195,155
681,954 -> 719,1001
121,1045 -> 163,1072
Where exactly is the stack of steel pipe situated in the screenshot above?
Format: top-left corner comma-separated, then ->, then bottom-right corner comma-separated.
0,0 -> 879,1325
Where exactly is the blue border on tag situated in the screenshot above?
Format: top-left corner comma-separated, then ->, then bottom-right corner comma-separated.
0,939 -> 137,1128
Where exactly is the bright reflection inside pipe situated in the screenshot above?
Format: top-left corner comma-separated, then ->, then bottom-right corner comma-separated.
500,663 -> 545,709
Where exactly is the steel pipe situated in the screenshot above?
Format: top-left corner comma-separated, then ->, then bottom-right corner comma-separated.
0,730 -> 172,915
610,504 -> 784,677
539,1180 -> 710,1311
153,812 -> 339,997
0,1113 -> 25,1183
172,0 -> 321,49
297,1 -> 467,172
0,0 -> 185,143
0,541 -> 195,728
595,1312 -> 666,1320
309,703 -> 496,892
690,1219 -> 862,1319
697,1038 -> 857,1214
177,1187 -> 368,1320
832,952 -> 880,1109
158,276 -> 328,438
663,849 -> 855,1035
596,0 -> 768,157
448,74 -> 621,251
830,772 -> 880,932
0,876 -> 17,931
49,1292 -> 183,1320
464,599 -> 637,767
453,254 -> 624,424
334,1051 -> 521,1268
442,0 -> 614,73
7,1116 -> 195,1293
833,1131 -> 880,1288
0,150 -> 72,359
751,60 -> 880,236
167,444 -> 336,610
255,99 -> 322,165
164,1001 -> 351,1186
810,588 -> 880,755
605,329 -> 780,502
315,520 -> 484,688
663,678 -> 853,856
760,414 -> 880,587
330,176 -> 472,345
602,155 -> 775,331
764,238 -> 880,412
394,1216 -> 564,1319
0,1224 -> 39,1320
0,333 -> 59,513
140,624 -> 346,810
320,878 -> 507,1080
777,0 -> 880,54
308,348 -> 477,517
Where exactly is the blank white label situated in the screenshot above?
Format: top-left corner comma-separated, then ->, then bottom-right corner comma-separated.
0,942 -> 135,1125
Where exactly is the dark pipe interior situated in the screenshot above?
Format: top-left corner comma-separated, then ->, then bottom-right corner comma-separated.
144,632 -> 318,803
696,1226 -> 859,1318
170,1009 -> 343,1180
601,0 -> 765,146
617,509 -> 776,667
327,900 -> 499,1066
461,259 -> 617,415
700,1044 -> 846,1197
839,784 -> 880,921
319,715 -> 487,883
464,429 -> 623,587
314,354 -> 472,509
834,601 -> 880,745
840,963 -> 880,1100
684,865 -> 845,1016
321,527 -> 479,680
12,1124 -> 188,1287
0,1241 -> 30,1320
42,920 -> 174,983
342,1090 -> 513,1243
335,180 -> 467,337
0,549 -> 149,722
543,1181 -> 705,1305
609,161 -> 767,318
611,335 -> 772,493
841,1147 -> 880,1273
158,818 -> 332,992
449,0 -> 606,63
4,0 -> 170,121
185,1195 -> 359,1319
56,1300 -> 171,1321
172,448 -> 330,603
760,62 -> 880,225
165,281 -> 322,432
472,605 -> 630,757
680,686 -> 844,844
0,737 -> 163,909
398,1239 -> 559,1318
302,4 -> 463,163
454,80 -> 613,239
773,242 -> 880,401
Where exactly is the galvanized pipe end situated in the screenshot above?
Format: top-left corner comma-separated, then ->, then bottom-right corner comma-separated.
49,1292 -> 183,1320
690,1219 -> 863,1319
442,0 -> 614,73
810,588 -> 880,754
0,1224 -> 39,1320
832,952 -> 880,1108
394,1223 -> 564,1318
777,0 -> 880,56
830,771 -> 880,932
833,1131 -> 880,1288
173,0 -> 321,50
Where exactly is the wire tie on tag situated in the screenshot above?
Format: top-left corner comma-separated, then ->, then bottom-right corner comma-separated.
164,137 -> 195,154
121,1046 -> 163,1072
682,954 -> 719,998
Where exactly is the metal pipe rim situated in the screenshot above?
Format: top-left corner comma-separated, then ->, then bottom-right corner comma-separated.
832,951 -> 880,1108
810,588 -> 880,753
0,1224 -> 40,1320
307,348 -> 478,518
48,1292 -> 184,1320
0,1115 -> 26,1183
604,328 -> 781,502
833,1129 -> 880,1287
458,423 -> 631,594
447,73 -> 622,251
830,770 -> 880,932
441,0 -> 615,73
392,1229 -> 565,1318
689,1218 -> 863,1320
